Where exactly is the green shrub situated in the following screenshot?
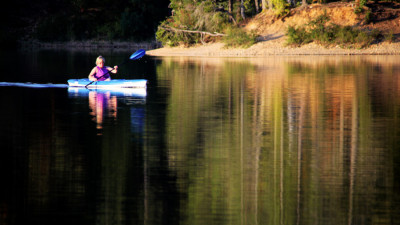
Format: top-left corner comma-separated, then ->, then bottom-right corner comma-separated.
286,26 -> 311,46
313,24 -> 337,44
336,26 -> 357,45
384,31 -> 394,43
223,27 -> 257,48
273,0 -> 290,17
156,0 -> 268,47
156,21 -> 201,47
306,12 -> 336,44
285,14 -> 379,48
356,29 -> 380,48
155,28 -> 176,46
364,9 -> 372,24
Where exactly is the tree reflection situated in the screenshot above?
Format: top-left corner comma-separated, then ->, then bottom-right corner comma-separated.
155,56 -> 400,225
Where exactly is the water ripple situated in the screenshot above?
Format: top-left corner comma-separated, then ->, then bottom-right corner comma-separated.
0,82 -> 68,88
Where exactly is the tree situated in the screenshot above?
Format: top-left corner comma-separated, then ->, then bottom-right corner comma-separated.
156,1 -> 231,46
240,0 -> 246,20
261,0 -> 267,10
255,0 -> 260,13
288,0 -> 295,7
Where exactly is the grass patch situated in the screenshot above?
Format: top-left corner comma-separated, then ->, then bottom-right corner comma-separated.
384,31 -> 395,43
286,26 -> 312,47
286,13 -> 380,48
223,27 -> 257,48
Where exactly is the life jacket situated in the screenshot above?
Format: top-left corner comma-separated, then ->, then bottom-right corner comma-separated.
94,66 -> 111,81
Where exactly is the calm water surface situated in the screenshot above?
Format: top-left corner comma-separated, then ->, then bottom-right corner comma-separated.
0,50 -> 399,225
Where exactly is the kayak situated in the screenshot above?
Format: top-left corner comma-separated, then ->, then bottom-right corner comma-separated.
67,78 -> 147,89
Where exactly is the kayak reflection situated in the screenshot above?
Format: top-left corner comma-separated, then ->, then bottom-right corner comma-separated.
68,87 -> 146,133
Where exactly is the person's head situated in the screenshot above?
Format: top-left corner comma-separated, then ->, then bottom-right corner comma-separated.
96,56 -> 105,67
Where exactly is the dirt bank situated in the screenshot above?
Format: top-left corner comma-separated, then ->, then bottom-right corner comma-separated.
146,40 -> 400,57
147,2 -> 400,57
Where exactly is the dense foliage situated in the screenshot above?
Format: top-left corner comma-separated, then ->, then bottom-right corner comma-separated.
1,0 -> 398,48
154,0 -> 374,47
1,0 -> 170,45
155,0 -> 260,47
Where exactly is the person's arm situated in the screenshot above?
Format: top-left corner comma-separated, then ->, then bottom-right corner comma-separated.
107,66 -> 118,74
88,67 -> 98,81
102,66 -> 117,81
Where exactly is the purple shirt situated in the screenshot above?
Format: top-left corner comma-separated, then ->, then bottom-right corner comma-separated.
94,66 -> 111,81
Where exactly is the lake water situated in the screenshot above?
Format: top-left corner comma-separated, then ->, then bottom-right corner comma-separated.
0,49 -> 399,225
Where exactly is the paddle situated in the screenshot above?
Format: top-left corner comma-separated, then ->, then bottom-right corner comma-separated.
85,49 -> 146,88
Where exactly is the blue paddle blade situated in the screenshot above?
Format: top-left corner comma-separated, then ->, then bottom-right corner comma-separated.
130,49 -> 146,60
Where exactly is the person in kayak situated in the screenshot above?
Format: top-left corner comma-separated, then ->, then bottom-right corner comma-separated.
88,56 -> 118,81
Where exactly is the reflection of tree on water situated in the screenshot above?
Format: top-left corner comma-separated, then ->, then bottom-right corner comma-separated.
155,56 -> 400,225
88,91 -> 117,131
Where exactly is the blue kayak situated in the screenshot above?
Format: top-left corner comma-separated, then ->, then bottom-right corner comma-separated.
68,78 -> 147,89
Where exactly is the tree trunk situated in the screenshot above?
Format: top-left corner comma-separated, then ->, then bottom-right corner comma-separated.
261,0 -> 267,10
228,0 -> 233,14
255,0 -> 260,13
240,0 -> 246,19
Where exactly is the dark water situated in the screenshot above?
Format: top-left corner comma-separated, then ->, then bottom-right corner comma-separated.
0,50 -> 399,225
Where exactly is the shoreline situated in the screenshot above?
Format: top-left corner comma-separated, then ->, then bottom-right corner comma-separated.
146,38 -> 400,57
16,38 -> 400,56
